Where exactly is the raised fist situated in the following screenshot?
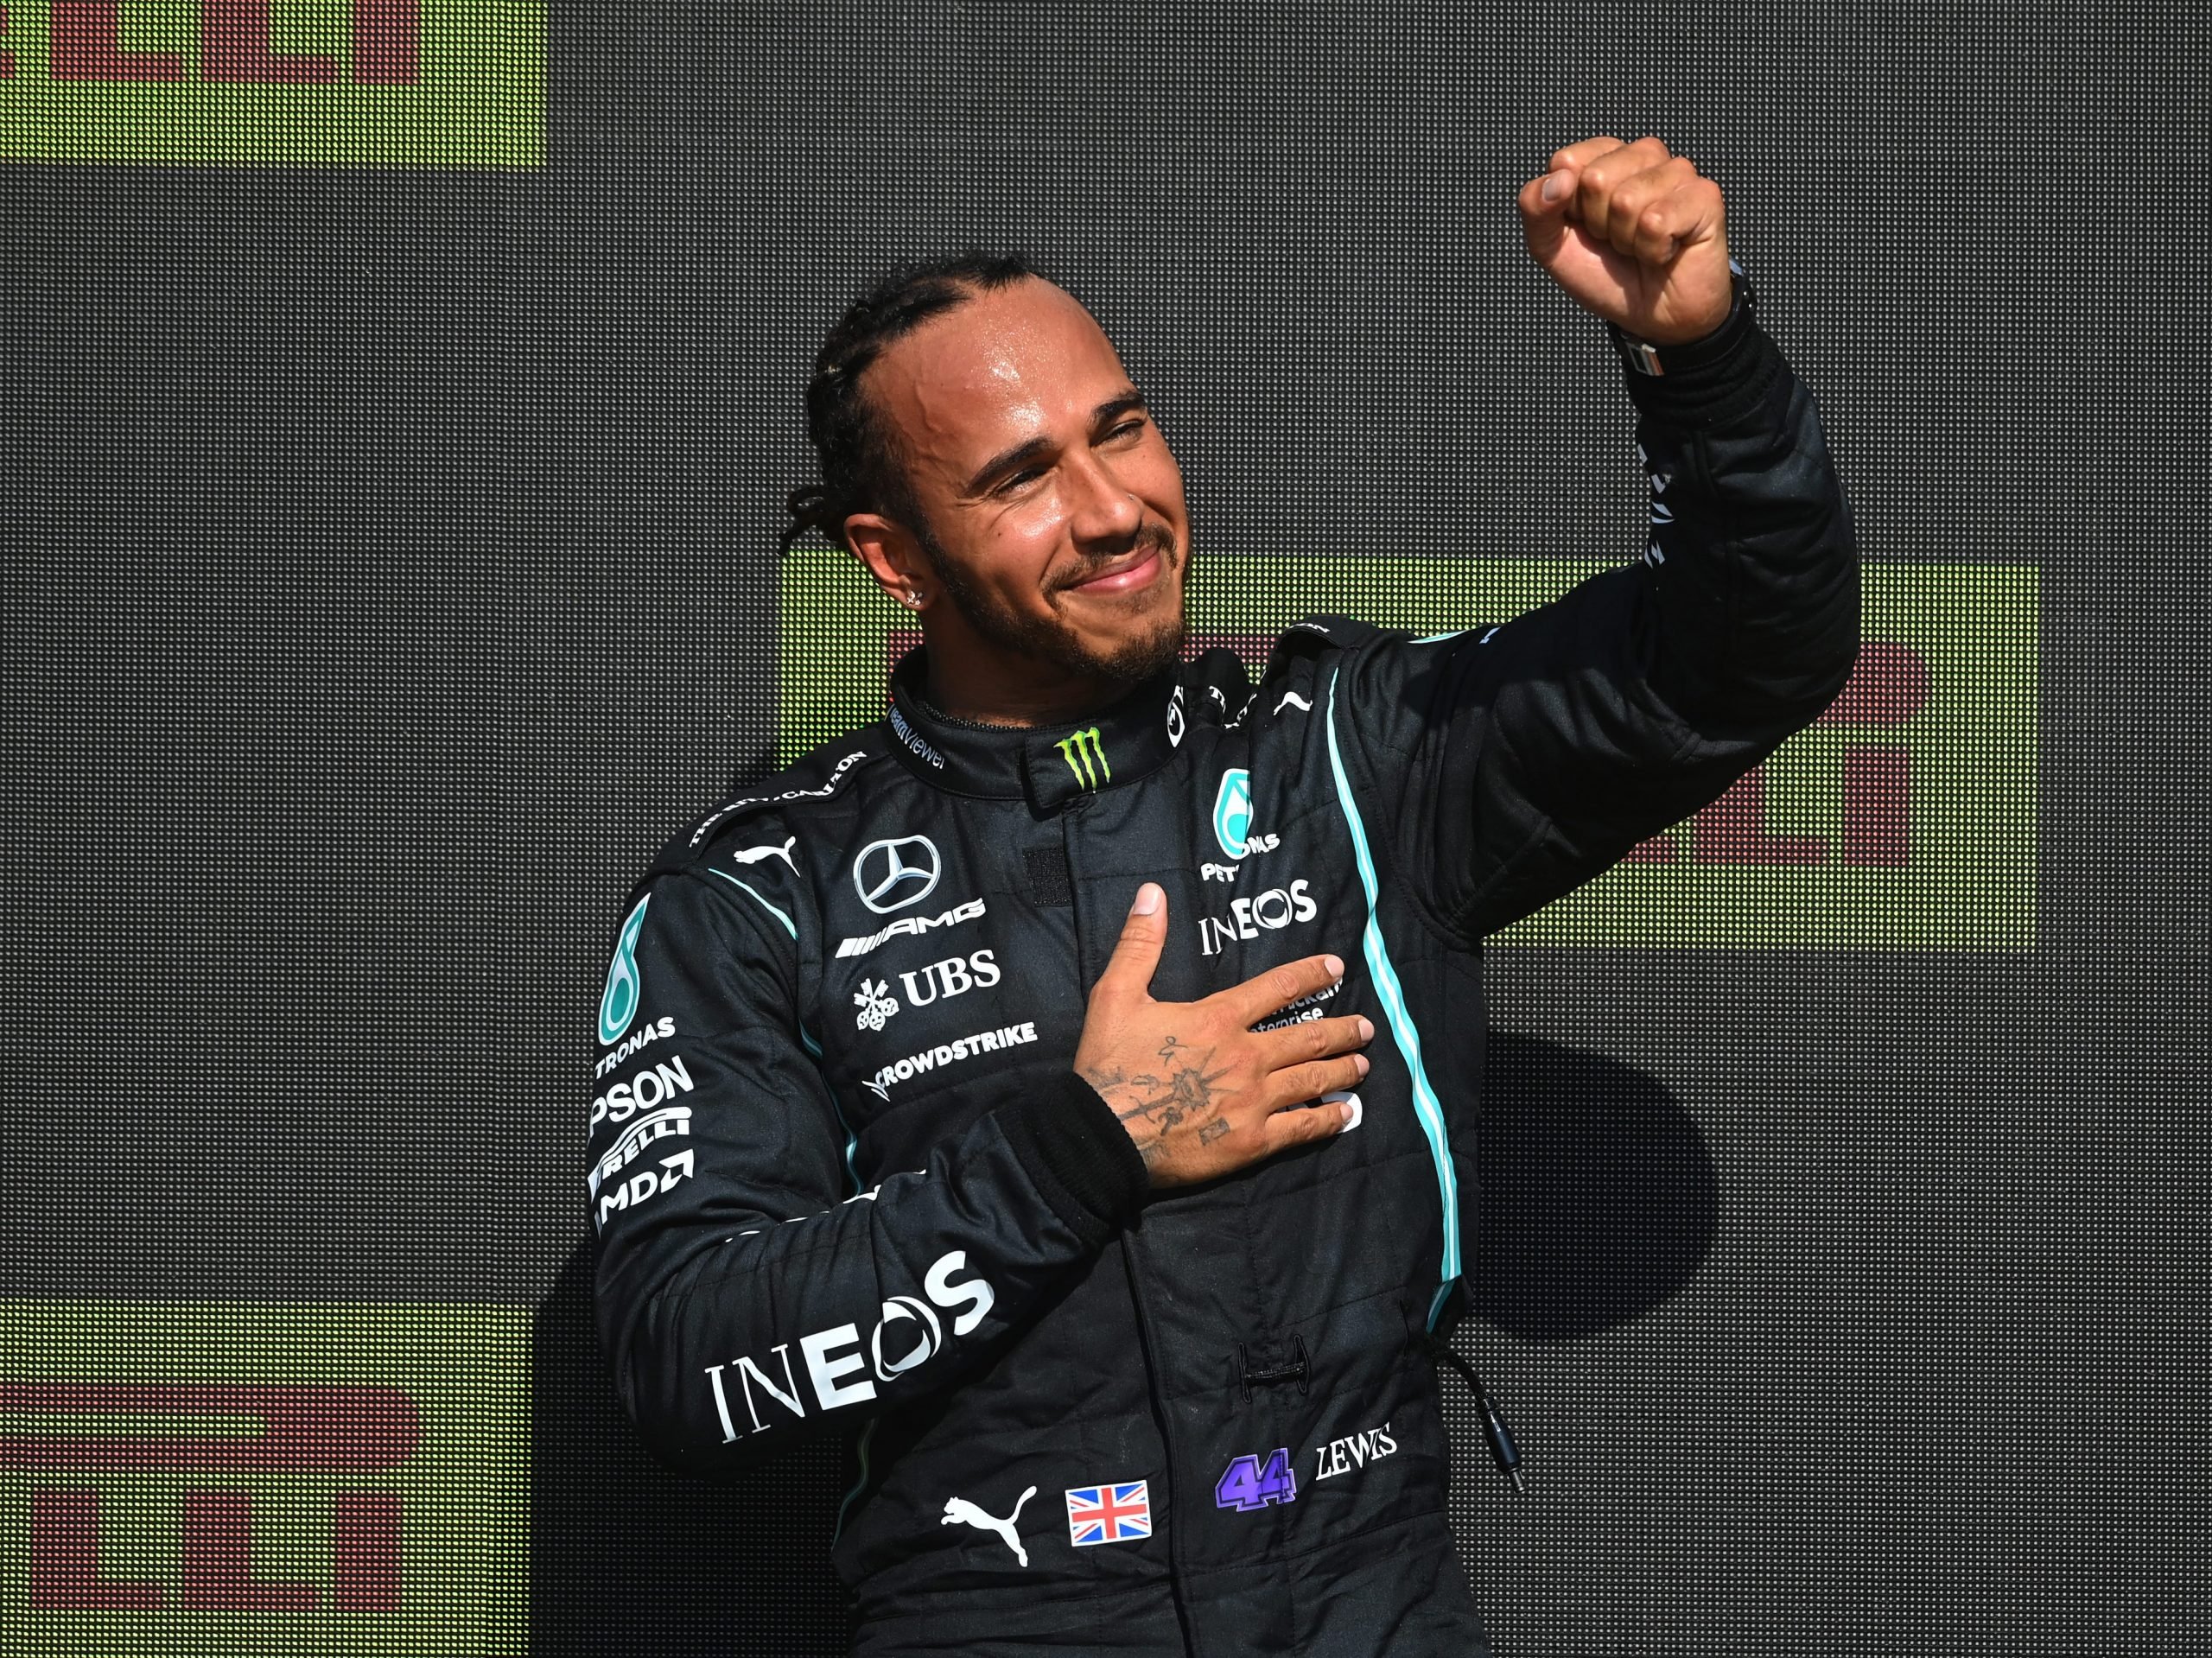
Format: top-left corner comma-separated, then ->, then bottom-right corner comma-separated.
1518,135 -> 1734,346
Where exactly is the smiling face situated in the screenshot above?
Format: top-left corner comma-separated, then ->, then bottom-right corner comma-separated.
842,276 -> 1192,721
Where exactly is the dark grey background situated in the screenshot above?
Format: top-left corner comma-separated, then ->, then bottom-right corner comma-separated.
3,1 -> 2203,1652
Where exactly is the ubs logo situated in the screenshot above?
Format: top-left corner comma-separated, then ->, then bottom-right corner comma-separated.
854,835 -> 942,914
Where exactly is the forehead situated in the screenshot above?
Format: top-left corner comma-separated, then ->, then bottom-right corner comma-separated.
862,279 -> 1130,481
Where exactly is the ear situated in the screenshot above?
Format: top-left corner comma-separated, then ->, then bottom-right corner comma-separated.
846,513 -> 933,612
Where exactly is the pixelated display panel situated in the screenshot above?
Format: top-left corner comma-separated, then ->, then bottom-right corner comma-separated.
3,0 -> 2198,1653
0,1303 -> 528,1653
782,546 -> 2038,947
0,1 -> 543,164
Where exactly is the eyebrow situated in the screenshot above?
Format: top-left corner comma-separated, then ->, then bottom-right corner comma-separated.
961,387 -> 1149,498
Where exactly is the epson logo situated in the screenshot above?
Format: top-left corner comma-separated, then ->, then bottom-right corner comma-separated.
590,1055 -> 697,1130
836,898 -> 988,959
703,1250 -> 996,1439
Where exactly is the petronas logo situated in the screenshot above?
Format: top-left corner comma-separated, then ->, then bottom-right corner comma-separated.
598,895 -> 651,1045
1055,727 -> 1112,790
1213,769 -> 1255,859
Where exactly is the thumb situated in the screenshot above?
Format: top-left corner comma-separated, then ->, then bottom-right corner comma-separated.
1516,167 -> 1578,265
1096,882 -> 1167,1003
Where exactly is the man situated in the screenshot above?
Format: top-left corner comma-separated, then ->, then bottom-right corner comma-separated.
590,136 -> 1859,1655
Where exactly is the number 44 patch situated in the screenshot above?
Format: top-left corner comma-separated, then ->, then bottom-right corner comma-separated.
1215,1448 -> 1299,1512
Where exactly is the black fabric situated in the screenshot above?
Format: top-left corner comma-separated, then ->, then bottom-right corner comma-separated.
995,1071 -> 1151,1248
885,641 -> 1188,810
586,318 -> 1856,1655
1024,846 -> 1075,907
1621,299 -> 1789,429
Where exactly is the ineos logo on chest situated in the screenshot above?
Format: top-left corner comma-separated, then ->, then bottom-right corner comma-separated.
854,835 -> 942,913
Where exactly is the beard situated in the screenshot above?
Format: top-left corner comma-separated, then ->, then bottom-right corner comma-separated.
918,517 -> 1189,688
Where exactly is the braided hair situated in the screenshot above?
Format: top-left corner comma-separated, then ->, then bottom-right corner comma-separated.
780,249 -> 1046,556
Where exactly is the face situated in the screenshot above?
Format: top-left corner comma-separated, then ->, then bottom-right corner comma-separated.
850,277 -> 1192,689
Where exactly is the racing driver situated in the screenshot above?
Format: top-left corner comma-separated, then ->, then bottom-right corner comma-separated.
589,136 -> 1860,1655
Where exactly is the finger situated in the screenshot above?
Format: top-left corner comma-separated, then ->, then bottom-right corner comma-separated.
1256,1095 -> 1356,1157
1604,155 -> 1700,261
1267,1053 -> 1370,1110
1547,135 -> 1628,175
1516,168 -> 1582,266
1213,952 -> 1345,1029
1093,882 -> 1167,1007
1630,176 -> 1724,266
1517,165 -> 1579,220
1521,135 -> 1630,255
1255,1013 -> 1374,1069
1573,135 -> 1675,250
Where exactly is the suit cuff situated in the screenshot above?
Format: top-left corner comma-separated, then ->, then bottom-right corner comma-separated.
1620,313 -> 1789,431
996,1071 -> 1150,1248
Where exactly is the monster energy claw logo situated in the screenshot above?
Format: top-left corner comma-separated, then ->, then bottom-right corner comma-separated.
600,896 -> 651,1045
1056,727 -> 1112,789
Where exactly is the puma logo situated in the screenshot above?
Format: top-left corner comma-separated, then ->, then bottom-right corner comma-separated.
732,835 -> 798,873
940,1485 -> 1037,1567
1274,691 -> 1313,715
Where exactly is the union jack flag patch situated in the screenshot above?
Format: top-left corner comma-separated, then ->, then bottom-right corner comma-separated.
1065,1480 -> 1151,1547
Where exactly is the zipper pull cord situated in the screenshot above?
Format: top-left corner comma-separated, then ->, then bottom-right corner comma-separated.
1427,1337 -> 1526,1494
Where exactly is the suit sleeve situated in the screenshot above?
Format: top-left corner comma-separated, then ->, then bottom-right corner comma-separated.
1338,308 -> 1862,938
588,867 -> 1147,1471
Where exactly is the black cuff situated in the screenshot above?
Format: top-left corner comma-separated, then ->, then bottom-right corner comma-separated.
1621,314 -> 1788,431
996,1071 -> 1149,1248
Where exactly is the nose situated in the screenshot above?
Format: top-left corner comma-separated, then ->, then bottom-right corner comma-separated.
1065,447 -> 1143,549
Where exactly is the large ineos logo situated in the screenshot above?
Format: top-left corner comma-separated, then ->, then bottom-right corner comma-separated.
854,835 -> 943,914
872,1296 -> 944,1379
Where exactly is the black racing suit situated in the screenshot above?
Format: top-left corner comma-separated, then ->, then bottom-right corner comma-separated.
588,295 -> 1859,1656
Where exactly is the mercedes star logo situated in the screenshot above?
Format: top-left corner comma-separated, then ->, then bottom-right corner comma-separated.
854,835 -> 943,914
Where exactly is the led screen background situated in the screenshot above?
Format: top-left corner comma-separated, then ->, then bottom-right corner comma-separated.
2,3 -> 2203,1653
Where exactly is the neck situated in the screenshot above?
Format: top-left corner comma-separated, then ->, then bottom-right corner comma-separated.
919,639 -> 1131,730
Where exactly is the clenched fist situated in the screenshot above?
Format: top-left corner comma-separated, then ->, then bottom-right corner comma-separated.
1519,135 -> 1733,346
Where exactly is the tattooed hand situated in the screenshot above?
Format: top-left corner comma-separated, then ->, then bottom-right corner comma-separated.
1074,883 -> 1373,1188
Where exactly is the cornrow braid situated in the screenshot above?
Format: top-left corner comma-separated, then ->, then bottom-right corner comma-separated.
780,249 -> 1046,556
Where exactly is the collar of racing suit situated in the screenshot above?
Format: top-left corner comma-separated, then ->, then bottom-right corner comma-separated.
884,643 -> 1236,811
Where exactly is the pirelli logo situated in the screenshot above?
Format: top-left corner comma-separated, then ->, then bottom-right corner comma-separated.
780,549 -> 2037,949
0,1 -> 543,165
0,1302 -> 529,1651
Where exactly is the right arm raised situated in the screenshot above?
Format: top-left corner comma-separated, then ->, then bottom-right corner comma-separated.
588,867 -> 1148,1470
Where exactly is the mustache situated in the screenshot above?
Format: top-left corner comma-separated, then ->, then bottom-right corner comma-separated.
1055,522 -> 1179,591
